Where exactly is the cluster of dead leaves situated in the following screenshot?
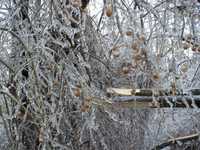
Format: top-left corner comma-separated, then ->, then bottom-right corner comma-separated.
131,35 -> 147,67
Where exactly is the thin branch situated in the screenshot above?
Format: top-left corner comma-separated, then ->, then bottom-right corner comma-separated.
0,88 -> 18,104
142,0 -> 167,18
0,58 -> 14,73
97,0 -> 106,32
0,27 -> 29,53
0,105 -> 13,145
81,51 -> 117,76
190,63 -> 200,87
113,0 -> 123,35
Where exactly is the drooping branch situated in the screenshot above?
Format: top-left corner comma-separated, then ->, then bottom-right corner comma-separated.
90,95 -> 200,109
101,88 -> 200,108
152,133 -> 200,150
112,95 -> 200,108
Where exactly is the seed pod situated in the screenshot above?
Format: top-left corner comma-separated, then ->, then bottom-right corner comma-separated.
81,0 -> 90,9
111,46 -> 120,57
126,31 -> 133,36
171,81 -> 176,96
53,80 -> 59,86
182,43 -> 190,49
72,0 -> 81,7
74,87 -> 81,97
122,66 -> 129,74
198,47 -> 200,52
152,72 -> 160,81
134,54 -> 142,61
81,96 -> 92,112
139,35 -> 145,42
106,5 -> 113,17
180,64 -> 188,73
192,46 -> 197,52
47,64 -> 53,70
131,42 -> 138,50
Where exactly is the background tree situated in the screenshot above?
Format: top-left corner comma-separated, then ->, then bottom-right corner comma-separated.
0,0 -> 200,150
